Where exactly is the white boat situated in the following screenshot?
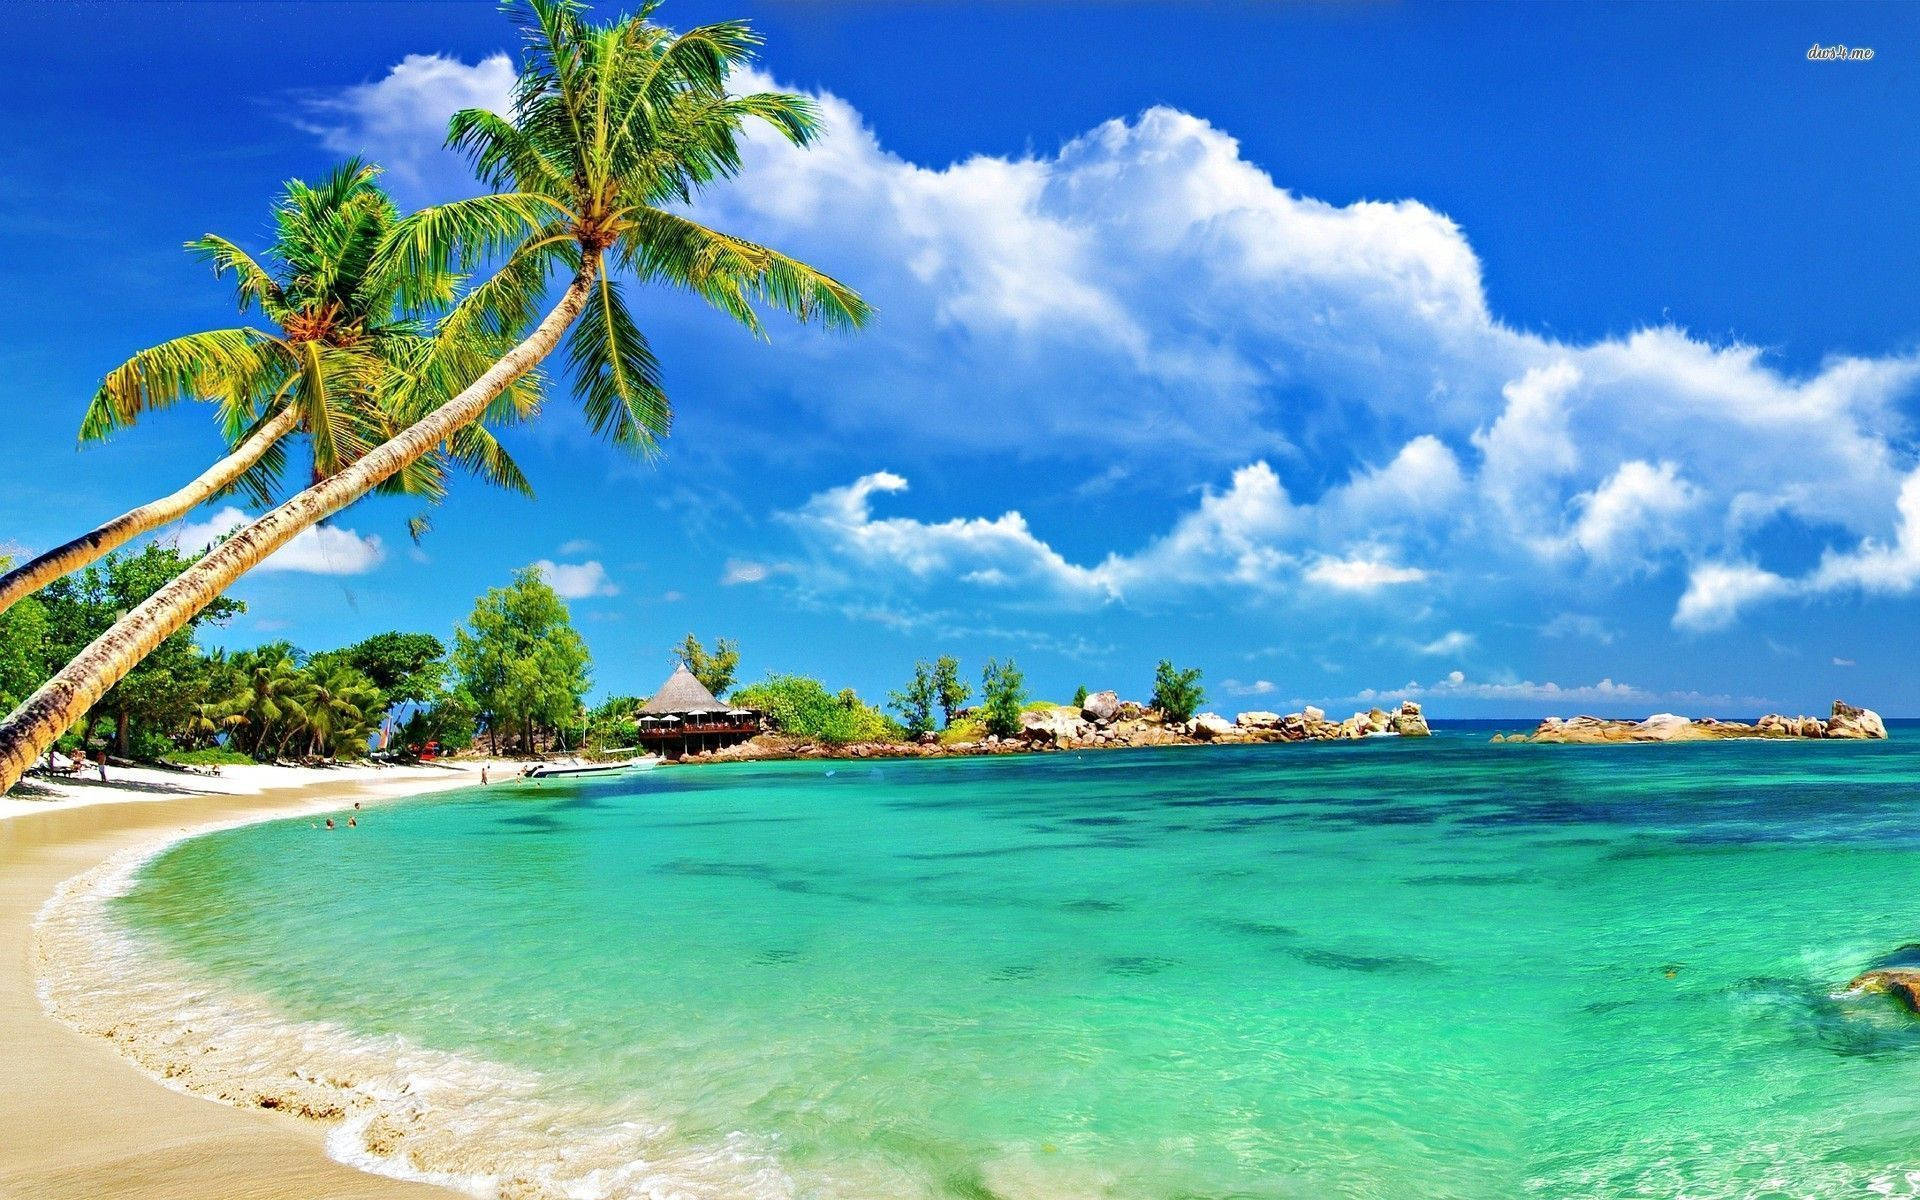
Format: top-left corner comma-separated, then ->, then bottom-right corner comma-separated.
522,755 -> 660,780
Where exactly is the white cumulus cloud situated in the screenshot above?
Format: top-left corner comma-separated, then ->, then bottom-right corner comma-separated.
297,53 -> 514,196
1414,630 -> 1476,657
721,558 -> 786,586
1304,556 -> 1429,592
533,559 -> 619,599
313,56 -> 1920,637
167,508 -> 385,575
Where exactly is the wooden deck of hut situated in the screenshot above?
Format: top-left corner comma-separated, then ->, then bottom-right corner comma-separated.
635,663 -> 761,758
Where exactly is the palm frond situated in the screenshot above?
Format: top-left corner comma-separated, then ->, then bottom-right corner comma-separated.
617,205 -> 870,333
377,192 -> 574,306
215,421 -> 292,508
566,272 -> 668,451
186,235 -> 291,321
82,329 -> 286,441
447,107 -> 575,198
446,422 -> 535,497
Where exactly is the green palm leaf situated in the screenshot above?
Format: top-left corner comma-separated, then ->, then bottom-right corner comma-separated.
81,329 -> 286,441
567,272 -> 668,451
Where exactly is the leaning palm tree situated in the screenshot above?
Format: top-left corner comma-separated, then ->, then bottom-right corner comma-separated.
0,0 -> 869,792
0,160 -> 534,617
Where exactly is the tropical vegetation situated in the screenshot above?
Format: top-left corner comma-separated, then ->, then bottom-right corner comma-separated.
677,633 -> 740,698
979,657 -> 1028,738
732,674 -> 901,745
451,567 -> 592,753
888,660 -> 938,737
1150,660 -> 1207,723
0,161 -> 532,618
0,0 -> 869,793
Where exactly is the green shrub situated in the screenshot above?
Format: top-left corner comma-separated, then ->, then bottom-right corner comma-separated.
732,674 -> 902,744
979,658 -> 1027,738
162,746 -> 255,767
889,661 -> 937,737
939,716 -> 987,745
1150,660 -> 1206,722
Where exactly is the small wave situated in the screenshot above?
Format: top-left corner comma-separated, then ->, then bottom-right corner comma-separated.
33,833 -> 804,1200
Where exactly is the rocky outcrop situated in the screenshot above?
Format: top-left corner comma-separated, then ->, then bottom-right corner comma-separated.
1827,701 -> 1888,740
1501,700 -> 1887,744
1020,705 -> 1086,748
1080,689 -> 1121,724
672,697 -> 1436,765
1846,945 -> 1920,1013
1190,713 -> 1237,740
1849,968 -> 1920,1012
1189,700 -> 1428,744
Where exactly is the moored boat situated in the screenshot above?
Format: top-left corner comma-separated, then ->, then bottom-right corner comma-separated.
521,755 -> 660,780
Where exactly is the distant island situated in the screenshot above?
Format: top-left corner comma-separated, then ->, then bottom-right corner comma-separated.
1495,701 -> 1887,744
676,693 -> 1432,765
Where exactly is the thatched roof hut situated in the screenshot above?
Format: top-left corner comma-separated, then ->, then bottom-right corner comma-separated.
636,664 -> 759,755
640,663 -> 730,716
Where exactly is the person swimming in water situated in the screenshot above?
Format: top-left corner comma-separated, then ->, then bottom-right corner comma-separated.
348,816 -> 357,828
324,818 -> 335,830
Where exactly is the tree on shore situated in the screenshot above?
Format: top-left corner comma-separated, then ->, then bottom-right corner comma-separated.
1151,660 -> 1206,722
452,567 -> 591,753
732,674 -> 897,744
0,561 -> 48,712
932,655 -> 969,728
0,0 -> 869,792
677,634 -> 740,699
36,546 -> 244,757
333,631 -> 448,710
1071,684 -> 1088,708
0,162 -> 533,619
889,661 -> 937,737
979,658 -> 1027,738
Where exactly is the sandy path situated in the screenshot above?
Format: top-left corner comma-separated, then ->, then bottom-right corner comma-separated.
0,766 -> 490,1199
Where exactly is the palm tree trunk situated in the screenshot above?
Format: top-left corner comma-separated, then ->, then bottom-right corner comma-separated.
0,252 -> 602,793
0,403 -> 301,616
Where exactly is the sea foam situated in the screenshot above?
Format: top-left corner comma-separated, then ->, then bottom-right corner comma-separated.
33,830 -> 807,1200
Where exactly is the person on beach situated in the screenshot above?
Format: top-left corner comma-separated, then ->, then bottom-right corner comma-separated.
482,765 -> 490,785
96,752 -> 106,783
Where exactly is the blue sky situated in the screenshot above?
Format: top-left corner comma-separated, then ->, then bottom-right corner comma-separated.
4,1 -> 1919,716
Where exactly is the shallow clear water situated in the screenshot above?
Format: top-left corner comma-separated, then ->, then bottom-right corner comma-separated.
116,728 -> 1920,1198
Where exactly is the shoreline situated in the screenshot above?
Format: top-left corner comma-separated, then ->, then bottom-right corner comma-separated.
0,762 -> 493,1199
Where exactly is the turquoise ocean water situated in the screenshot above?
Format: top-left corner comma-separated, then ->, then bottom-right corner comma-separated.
107,728 -> 1920,1198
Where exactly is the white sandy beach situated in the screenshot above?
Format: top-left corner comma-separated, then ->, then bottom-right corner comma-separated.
0,760 -> 502,1199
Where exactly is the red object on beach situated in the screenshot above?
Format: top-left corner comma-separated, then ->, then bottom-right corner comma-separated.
420,740 -> 439,762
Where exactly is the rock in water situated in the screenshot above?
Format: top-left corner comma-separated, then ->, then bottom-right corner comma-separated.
1513,700 -> 1886,744
1849,968 -> 1920,1012
1080,690 -> 1121,725
1392,701 -> 1431,737
1236,711 -> 1281,729
1827,700 -> 1888,740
